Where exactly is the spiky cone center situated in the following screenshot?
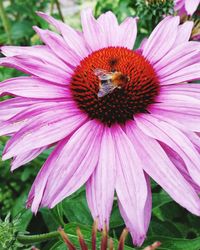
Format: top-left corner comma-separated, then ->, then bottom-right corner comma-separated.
71,47 -> 159,126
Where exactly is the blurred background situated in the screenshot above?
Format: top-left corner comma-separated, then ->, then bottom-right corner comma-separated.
0,0 -> 200,249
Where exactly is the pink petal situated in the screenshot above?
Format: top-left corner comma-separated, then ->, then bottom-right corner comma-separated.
173,21 -> 194,47
1,45 -> 67,70
155,43 -> 200,80
27,120 -> 103,212
113,125 -> 149,246
97,11 -> 119,46
118,17 -> 137,49
159,63 -> 200,85
155,91 -> 200,115
0,97 -> 37,121
154,42 -> 200,73
36,11 -> 89,58
185,0 -> 200,15
0,55 -> 71,85
0,100 -> 69,136
86,127 -> 116,229
33,26 -> 81,67
151,108 -> 200,132
127,123 -> 200,216
161,84 -> 200,99
11,146 -> 47,171
135,115 -> 200,187
81,8 -> 107,51
0,76 -> 70,98
142,16 -> 180,64
161,143 -> 200,194
2,105 -> 87,160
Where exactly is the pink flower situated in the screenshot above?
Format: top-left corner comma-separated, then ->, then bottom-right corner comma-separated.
174,0 -> 200,16
1,9 -> 200,246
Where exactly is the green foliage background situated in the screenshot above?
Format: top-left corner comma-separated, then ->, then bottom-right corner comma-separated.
0,0 -> 200,249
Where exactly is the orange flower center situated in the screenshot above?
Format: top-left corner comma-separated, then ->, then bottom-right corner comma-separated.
71,47 -> 159,126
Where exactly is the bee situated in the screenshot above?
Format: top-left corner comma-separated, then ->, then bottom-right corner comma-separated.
94,68 -> 128,98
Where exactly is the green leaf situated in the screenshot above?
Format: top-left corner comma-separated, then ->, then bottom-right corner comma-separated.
144,236 -> 200,250
148,219 -> 182,238
110,202 -> 124,228
152,191 -> 172,210
62,189 -> 93,226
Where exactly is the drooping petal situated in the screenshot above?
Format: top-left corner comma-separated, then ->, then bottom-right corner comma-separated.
27,120 -> 103,212
113,125 -> 149,246
135,115 -> 200,187
2,105 -> 87,160
173,21 -> 194,47
142,16 -> 180,64
0,97 -> 37,121
126,123 -> 200,216
0,100 -> 69,136
0,76 -> 70,98
11,146 -> 47,171
1,45 -> 67,70
36,11 -> 89,58
161,142 -> 200,194
185,0 -> 200,15
0,55 -> 71,85
33,26 -> 81,67
86,127 -> 116,229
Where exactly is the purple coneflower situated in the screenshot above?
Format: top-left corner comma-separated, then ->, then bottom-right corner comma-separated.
0,9 -> 200,246
174,0 -> 200,16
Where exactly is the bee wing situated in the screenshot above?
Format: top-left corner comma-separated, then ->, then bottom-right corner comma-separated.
97,80 -> 117,98
94,68 -> 113,80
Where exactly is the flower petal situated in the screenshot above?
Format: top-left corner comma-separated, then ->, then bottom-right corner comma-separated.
97,11 -> 119,46
173,21 -> 194,47
86,126 -> 116,229
33,26 -> 81,67
81,8 -> 106,51
0,55 -> 71,85
2,105 -> 86,160
135,115 -> 200,187
118,17 -> 137,49
159,63 -> 200,85
0,76 -> 70,98
1,45 -> 67,70
36,11 -> 89,58
0,97 -> 37,121
126,123 -> 200,216
154,42 -> 200,73
11,146 -> 47,171
113,125 -> 149,246
161,143 -> 200,194
185,0 -> 200,15
142,16 -> 180,64
0,100 -> 69,136
27,120 -> 103,212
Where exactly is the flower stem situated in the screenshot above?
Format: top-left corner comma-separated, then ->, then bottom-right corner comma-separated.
0,0 -> 12,44
55,0 -> 64,22
17,231 -> 60,244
